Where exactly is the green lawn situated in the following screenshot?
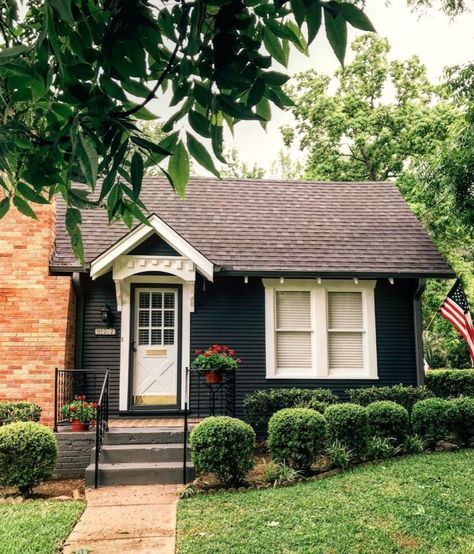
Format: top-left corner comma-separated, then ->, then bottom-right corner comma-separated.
0,500 -> 85,554
178,449 -> 474,553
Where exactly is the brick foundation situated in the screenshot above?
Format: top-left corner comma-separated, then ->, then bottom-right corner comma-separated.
54,431 -> 94,479
0,201 -> 76,427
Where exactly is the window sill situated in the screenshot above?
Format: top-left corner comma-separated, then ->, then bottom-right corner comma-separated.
266,373 -> 379,380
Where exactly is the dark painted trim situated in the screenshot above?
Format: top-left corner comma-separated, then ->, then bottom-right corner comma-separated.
413,278 -> 427,386
128,283 -> 183,413
215,270 -> 456,279
72,272 -> 85,369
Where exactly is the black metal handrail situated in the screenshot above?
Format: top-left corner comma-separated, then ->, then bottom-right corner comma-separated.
95,369 -> 110,489
183,367 -> 190,485
54,369 -> 107,432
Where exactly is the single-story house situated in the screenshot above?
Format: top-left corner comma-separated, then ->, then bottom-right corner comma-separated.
0,177 -> 454,426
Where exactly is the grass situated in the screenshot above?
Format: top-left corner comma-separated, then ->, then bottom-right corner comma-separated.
0,500 -> 85,553
177,449 -> 474,553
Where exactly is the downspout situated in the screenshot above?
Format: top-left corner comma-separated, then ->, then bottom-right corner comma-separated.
413,278 -> 427,385
72,272 -> 85,369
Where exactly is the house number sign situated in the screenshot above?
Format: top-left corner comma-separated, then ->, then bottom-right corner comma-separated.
94,328 -> 117,336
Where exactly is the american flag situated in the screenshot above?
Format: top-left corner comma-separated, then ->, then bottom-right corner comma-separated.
439,279 -> 474,367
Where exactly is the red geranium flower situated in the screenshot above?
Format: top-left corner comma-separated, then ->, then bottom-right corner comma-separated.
70,405 -> 77,412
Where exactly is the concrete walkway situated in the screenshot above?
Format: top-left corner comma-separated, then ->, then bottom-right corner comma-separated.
63,485 -> 183,553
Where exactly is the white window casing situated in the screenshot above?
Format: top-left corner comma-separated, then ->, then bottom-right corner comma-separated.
264,279 -> 378,380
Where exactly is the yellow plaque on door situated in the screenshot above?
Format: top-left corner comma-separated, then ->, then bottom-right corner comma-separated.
146,349 -> 167,356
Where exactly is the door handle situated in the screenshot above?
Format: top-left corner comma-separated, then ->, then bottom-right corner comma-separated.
131,340 -> 137,352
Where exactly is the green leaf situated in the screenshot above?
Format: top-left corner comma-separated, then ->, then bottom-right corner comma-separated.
340,3 -> 376,32
121,79 -> 151,98
131,136 -> 171,156
263,29 -> 288,68
167,140 -> 189,197
130,152 -> 144,199
17,182 -> 49,204
78,132 -> 98,187
247,78 -> 266,107
256,97 -> 271,122
291,0 -> 307,27
50,0 -> 74,23
262,71 -> 290,86
0,197 -> 10,220
186,133 -> 220,178
211,125 -> 226,164
100,75 -> 127,101
99,170 -> 117,202
217,95 -> 265,121
0,45 -> 29,60
65,207 -> 84,263
306,0 -> 322,45
324,9 -> 347,66
13,195 -> 37,219
189,110 -> 211,138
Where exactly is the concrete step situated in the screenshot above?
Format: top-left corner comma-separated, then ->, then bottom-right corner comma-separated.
92,443 -> 191,464
85,462 -> 194,486
105,427 -> 186,445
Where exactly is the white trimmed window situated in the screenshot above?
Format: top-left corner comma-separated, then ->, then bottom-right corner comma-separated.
264,279 -> 378,379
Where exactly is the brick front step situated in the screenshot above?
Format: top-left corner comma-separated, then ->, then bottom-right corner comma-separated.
93,443 -> 191,464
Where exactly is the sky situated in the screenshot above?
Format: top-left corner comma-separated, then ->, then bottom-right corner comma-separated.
226,0 -> 474,172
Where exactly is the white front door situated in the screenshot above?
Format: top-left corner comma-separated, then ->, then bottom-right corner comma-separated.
132,288 -> 179,408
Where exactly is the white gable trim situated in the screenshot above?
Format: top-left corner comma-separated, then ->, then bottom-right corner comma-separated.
90,213 -> 214,282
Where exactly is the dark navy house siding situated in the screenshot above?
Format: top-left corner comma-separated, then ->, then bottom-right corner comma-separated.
79,273 -> 419,418
190,275 -> 419,419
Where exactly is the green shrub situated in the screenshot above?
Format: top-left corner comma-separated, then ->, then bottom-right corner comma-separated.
411,398 -> 451,448
366,401 -> 409,445
262,460 -> 302,485
425,369 -> 474,398
449,397 -> 474,446
326,440 -> 352,469
0,422 -> 57,494
325,403 -> 369,459
0,401 -> 42,425
403,434 -> 425,455
297,398 -> 329,414
268,408 -> 327,472
243,388 -> 337,431
366,436 -> 399,460
346,384 -> 433,412
190,416 -> 255,486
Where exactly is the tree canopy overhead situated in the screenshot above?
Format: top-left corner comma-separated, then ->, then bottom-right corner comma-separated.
0,0 -> 375,260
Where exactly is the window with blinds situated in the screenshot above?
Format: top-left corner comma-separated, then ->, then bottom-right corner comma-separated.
275,291 -> 313,374
327,291 -> 364,373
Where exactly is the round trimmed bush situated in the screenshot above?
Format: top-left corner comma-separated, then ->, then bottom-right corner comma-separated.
325,403 -> 369,459
0,401 -> 42,425
366,401 -> 409,445
0,422 -> 58,494
449,397 -> 474,447
190,416 -> 255,486
268,408 -> 327,471
411,398 -> 451,448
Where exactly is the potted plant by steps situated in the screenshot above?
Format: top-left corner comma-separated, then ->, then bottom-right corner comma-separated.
192,344 -> 240,384
61,395 -> 97,432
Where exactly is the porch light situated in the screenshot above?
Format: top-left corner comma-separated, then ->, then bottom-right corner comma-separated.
100,304 -> 112,326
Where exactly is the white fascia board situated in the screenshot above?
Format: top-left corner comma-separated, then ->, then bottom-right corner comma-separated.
90,213 -> 214,282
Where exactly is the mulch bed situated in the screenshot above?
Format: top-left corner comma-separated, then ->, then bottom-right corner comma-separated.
0,479 -> 85,501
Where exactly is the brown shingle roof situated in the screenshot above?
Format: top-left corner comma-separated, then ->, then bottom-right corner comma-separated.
52,177 -> 453,277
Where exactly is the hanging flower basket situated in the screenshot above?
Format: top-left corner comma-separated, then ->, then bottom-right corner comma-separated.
192,344 -> 241,385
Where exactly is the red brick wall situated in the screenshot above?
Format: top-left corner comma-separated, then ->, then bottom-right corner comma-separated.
0,201 -> 76,427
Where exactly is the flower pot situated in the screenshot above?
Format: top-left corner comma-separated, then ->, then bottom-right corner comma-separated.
70,420 -> 90,432
205,372 -> 222,385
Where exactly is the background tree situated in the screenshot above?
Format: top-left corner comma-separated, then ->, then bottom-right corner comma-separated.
0,0 -> 375,259
283,33 -> 472,367
282,34 -> 460,181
